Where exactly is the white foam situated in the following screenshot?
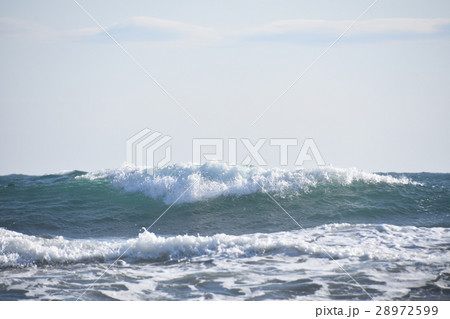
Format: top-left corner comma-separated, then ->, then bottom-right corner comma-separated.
1,224 -> 447,268
78,163 -> 420,204
2,224 -> 448,300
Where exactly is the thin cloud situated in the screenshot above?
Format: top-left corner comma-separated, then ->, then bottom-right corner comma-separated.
242,18 -> 450,43
74,17 -> 450,45
72,16 -> 223,46
0,17 -> 57,39
2,16 -> 449,45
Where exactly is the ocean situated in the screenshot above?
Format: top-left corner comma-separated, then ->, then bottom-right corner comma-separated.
0,163 -> 449,300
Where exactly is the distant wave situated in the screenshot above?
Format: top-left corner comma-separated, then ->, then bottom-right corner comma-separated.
78,163 -> 420,204
1,224 -> 447,268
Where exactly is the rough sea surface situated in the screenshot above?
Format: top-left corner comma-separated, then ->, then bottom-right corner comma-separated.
0,163 -> 449,300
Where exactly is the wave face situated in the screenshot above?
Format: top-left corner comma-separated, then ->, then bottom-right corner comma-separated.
80,163 -> 420,204
0,165 -> 448,239
0,164 -> 449,300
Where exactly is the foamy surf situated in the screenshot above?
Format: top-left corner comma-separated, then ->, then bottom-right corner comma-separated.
1,224 -> 447,267
1,224 -> 448,300
78,163 -> 420,204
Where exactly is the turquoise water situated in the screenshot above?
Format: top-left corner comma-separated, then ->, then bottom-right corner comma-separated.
0,164 -> 449,300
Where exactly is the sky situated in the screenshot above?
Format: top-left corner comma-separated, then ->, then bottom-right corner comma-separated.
1,0 -> 449,174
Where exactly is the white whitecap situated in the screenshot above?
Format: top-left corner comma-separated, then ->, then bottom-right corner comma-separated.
78,163 -> 420,204
1,224 -> 447,268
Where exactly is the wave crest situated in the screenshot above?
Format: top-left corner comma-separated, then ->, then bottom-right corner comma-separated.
79,163 -> 419,204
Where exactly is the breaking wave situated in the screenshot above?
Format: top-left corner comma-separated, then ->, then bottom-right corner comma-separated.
1,224 -> 447,268
78,163 -> 420,204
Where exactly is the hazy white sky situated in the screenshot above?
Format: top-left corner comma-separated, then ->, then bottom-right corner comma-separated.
1,0 -> 449,174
